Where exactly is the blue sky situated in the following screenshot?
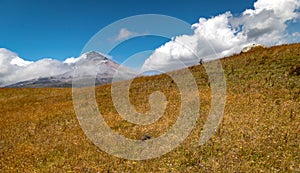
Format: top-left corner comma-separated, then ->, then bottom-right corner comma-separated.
0,0 -> 259,62
0,0 -> 299,86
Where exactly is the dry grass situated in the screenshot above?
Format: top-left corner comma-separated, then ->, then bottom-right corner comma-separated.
0,43 -> 299,172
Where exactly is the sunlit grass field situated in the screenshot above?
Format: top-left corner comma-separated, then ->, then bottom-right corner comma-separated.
0,44 -> 299,172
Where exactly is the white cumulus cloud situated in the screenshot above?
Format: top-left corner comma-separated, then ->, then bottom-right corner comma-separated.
142,0 -> 300,72
115,28 -> 136,41
63,57 -> 78,64
10,56 -> 33,67
289,32 -> 300,42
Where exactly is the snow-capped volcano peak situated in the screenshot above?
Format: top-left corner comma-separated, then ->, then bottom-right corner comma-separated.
64,51 -> 111,65
1,49 -> 137,88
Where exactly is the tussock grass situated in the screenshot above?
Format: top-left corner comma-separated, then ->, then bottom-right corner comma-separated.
0,43 -> 299,172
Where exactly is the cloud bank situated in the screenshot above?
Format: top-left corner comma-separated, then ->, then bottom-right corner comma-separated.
0,48 -> 72,87
142,0 -> 300,71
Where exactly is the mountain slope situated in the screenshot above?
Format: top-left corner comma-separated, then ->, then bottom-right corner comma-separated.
0,43 -> 299,172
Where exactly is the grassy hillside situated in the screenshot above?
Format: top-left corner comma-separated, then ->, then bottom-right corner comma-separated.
0,44 -> 299,172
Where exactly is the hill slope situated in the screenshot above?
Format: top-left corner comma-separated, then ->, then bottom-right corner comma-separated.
0,43 -> 299,172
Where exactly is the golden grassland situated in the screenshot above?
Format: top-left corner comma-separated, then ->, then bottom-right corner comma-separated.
0,44 -> 299,172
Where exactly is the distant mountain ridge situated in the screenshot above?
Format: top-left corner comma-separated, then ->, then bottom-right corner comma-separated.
4,51 -> 137,88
